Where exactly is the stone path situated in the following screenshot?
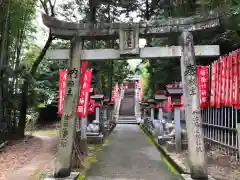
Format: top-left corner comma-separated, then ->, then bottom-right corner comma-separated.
86,124 -> 182,180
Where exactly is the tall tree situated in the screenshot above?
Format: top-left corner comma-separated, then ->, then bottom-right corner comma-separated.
18,0 -> 56,137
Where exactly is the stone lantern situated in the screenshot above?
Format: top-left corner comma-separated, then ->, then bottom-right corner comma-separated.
103,97 -> 109,121
154,90 -> 167,120
91,94 -> 104,134
108,102 -> 116,130
102,97 -> 110,136
140,102 -> 148,126
165,83 -> 183,152
147,98 -> 157,122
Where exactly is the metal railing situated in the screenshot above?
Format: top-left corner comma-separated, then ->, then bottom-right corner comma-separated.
140,105 -> 240,157
134,88 -> 141,123
201,107 -> 240,157
112,88 -> 124,122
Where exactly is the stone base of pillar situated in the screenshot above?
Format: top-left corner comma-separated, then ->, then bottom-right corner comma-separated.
45,172 -> 79,180
157,136 -> 173,145
165,141 -> 176,152
165,140 -> 188,152
79,138 -> 88,155
87,134 -> 104,144
189,166 -> 209,180
103,128 -> 110,137
181,173 -> 213,180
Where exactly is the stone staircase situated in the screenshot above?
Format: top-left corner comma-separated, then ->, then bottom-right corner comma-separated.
117,89 -> 138,124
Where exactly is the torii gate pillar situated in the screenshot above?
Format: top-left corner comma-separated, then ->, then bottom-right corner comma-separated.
180,31 -> 208,180
54,38 -> 82,178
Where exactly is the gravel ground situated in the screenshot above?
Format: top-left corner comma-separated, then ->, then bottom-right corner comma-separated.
0,133 -> 58,180
169,150 -> 240,180
86,124 -> 182,180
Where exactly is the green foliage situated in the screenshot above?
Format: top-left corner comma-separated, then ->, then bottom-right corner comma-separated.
136,61 -> 150,101
1,0 -> 240,139
136,0 -> 239,98
0,0 -> 37,137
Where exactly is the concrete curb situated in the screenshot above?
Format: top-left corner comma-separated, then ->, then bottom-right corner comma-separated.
139,125 -> 185,174
181,174 -> 215,180
139,124 -> 215,180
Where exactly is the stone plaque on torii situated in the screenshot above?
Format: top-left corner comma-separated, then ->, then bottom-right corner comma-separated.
42,11 -> 220,179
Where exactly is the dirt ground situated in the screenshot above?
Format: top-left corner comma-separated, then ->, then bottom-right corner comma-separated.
0,133 -> 58,180
170,149 -> 240,180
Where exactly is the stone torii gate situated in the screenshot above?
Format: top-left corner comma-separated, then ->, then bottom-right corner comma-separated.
42,12 -> 220,179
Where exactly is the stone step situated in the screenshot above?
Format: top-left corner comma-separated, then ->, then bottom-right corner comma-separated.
116,122 -> 138,124
118,116 -> 136,119
116,120 -> 138,124
117,119 -> 137,121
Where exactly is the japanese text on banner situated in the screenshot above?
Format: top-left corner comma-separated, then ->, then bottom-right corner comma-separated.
210,62 -> 217,106
77,61 -> 88,115
238,51 -> 240,108
111,84 -> 119,102
220,57 -> 227,105
225,57 -> 230,106
232,52 -> 238,106
58,69 -> 67,114
216,62 -> 221,108
197,66 -> 209,108
88,99 -> 96,114
77,69 -> 92,118
229,55 -> 233,106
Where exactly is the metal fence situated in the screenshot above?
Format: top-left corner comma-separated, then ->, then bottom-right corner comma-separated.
146,106 -> 240,157
201,107 -> 240,157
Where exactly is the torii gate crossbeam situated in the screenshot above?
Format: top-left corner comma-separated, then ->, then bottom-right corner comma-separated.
46,45 -> 220,60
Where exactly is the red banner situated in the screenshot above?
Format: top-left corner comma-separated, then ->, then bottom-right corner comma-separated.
88,99 -> 96,114
58,69 -> 67,114
232,52 -> 238,106
209,50 -> 240,108
225,57 -> 230,106
163,97 -> 172,112
180,96 -> 184,110
77,61 -> 88,109
135,80 -> 143,102
197,66 -> 209,108
77,69 -> 92,118
220,57 -> 227,105
111,84 -> 119,102
215,62 -> 221,108
229,55 -> 233,106
210,62 -> 217,106
80,61 -> 88,85
138,78 -> 143,101
238,51 -> 240,108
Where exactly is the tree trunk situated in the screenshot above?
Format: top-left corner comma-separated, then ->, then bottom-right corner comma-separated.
107,5 -> 113,100
18,34 -> 53,137
0,1 -> 9,123
107,59 -> 113,99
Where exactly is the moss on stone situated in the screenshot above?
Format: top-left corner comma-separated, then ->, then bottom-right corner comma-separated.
31,130 -> 58,136
104,137 -> 112,143
77,143 -> 105,179
138,125 -> 180,175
